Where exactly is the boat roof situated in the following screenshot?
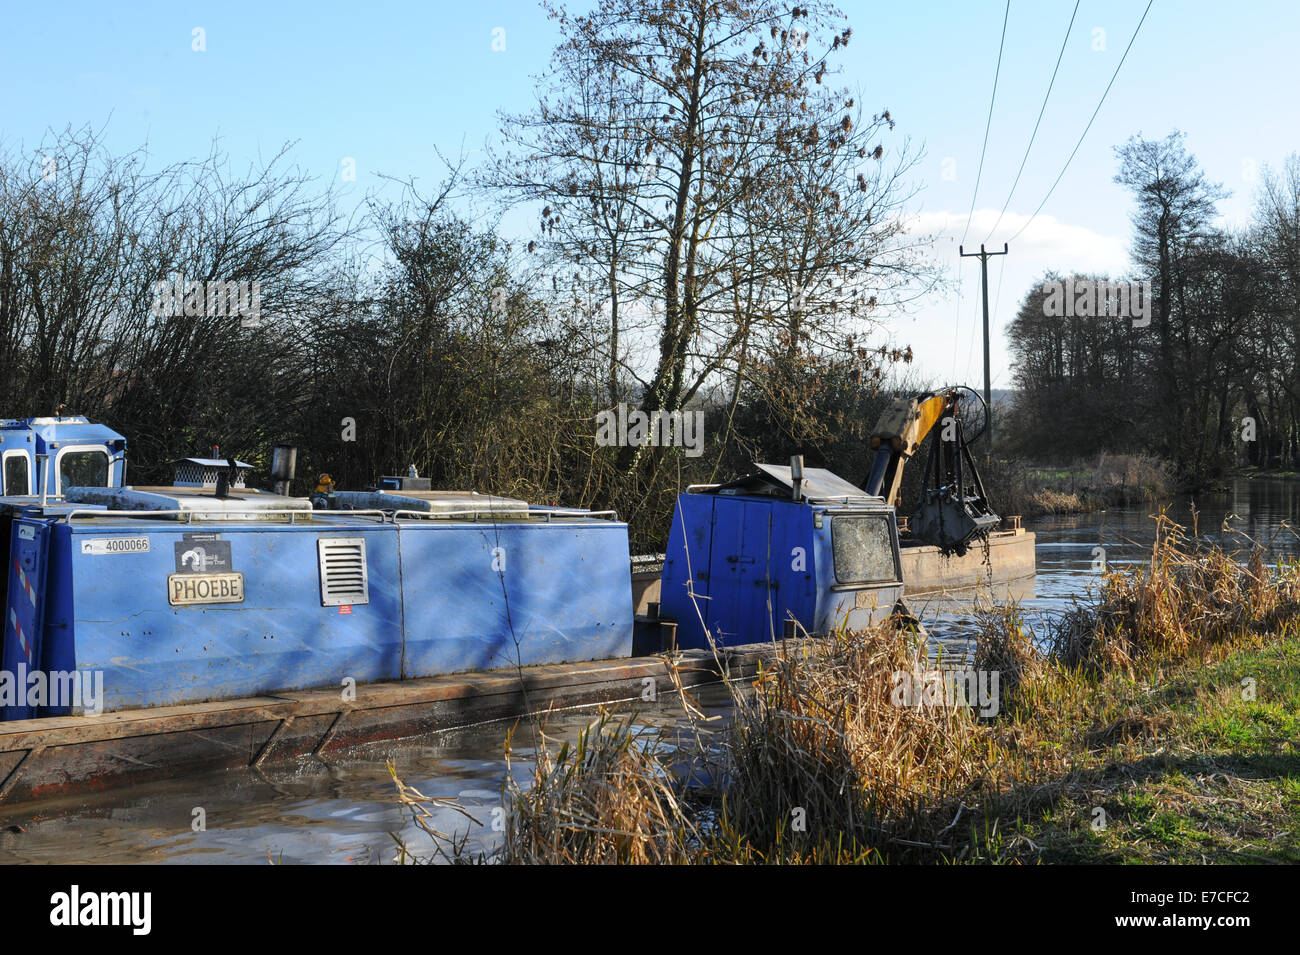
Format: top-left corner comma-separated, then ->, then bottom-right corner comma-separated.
64,485 -> 312,520
0,417 -> 126,447
331,489 -> 530,517
705,463 -> 886,506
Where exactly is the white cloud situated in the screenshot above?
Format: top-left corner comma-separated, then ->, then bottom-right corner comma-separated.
908,209 -> 1130,276
896,209 -> 1136,389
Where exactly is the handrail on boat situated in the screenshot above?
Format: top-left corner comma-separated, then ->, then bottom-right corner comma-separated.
385,507 -> 621,523
57,505 -> 622,525
59,507 -> 390,524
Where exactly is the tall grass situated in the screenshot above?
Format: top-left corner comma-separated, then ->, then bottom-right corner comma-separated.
393,514 -> 1300,864
1053,513 -> 1300,672
973,600 -> 1044,713
716,623 -> 989,861
499,712 -> 698,864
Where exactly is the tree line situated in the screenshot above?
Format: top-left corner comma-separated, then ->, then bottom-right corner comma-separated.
0,1 -> 934,549
1003,131 -> 1300,486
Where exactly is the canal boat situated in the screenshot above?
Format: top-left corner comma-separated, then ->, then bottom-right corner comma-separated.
0,413 -> 1032,806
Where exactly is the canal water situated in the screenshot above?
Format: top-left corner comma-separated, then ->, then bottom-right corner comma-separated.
3,478 -> 1297,864
922,476 -> 1300,654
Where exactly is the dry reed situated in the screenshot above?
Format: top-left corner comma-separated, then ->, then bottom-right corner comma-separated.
393,513 -> 1300,864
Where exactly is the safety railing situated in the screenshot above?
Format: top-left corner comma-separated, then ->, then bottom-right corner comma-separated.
806,495 -> 889,506
60,507 -> 390,524
57,505 -> 621,525
386,506 -> 621,523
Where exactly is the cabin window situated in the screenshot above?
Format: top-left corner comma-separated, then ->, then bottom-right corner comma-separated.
3,454 -> 29,495
58,449 -> 110,493
831,515 -> 899,584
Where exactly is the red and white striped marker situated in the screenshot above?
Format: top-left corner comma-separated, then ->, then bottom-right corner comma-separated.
12,557 -> 36,608
9,607 -> 31,663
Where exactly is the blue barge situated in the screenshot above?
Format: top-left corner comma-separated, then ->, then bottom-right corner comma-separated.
0,418 -> 928,805
0,418 -> 633,722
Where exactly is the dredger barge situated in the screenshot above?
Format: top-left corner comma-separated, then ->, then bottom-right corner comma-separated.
0,389 -> 1033,807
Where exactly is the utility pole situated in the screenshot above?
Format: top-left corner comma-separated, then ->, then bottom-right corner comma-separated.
959,242 -> 1008,446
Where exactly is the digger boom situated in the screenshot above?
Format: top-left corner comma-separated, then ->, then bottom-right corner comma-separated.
863,388 -> 1000,555
863,391 -> 953,507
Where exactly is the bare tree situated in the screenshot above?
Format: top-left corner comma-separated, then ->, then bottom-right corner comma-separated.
491,0 -> 928,481
1113,130 -> 1229,471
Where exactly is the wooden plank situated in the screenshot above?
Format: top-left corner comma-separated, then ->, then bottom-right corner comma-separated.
0,643 -> 779,807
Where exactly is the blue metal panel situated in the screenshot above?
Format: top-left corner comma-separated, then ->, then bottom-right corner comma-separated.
38,523 -> 77,716
660,494 -> 715,649
48,517 -> 404,712
703,498 -> 818,646
399,520 -> 633,674
665,495 -> 819,649
771,501 -> 817,635
704,498 -> 760,644
2,518 -> 51,719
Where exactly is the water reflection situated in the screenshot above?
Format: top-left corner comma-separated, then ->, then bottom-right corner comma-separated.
0,684 -> 737,864
924,478 -> 1300,651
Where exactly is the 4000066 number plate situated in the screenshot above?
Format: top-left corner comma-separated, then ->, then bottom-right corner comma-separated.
167,572 -> 245,606
81,537 -> 151,555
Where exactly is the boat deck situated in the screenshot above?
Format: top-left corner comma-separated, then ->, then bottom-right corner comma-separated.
900,527 -> 1037,596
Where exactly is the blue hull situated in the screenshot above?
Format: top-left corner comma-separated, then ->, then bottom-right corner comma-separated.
1,513 -> 633,719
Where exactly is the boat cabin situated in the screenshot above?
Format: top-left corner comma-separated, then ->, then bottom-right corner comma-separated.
659,463 -> 903,649
0,417 -> 127,499
0,418 -> 634,721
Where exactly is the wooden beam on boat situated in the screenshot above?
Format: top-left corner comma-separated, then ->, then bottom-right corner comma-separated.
0,643 -> 777,810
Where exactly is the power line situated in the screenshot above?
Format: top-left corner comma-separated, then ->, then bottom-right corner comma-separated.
954,0 -> 1011,378
991,252 -> 1008,331
984,0 -> 1080,243
959,0 -> 1012,248
1008,0 -> 1156,245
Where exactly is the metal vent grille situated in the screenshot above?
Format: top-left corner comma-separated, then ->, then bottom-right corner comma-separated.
173,460 -> 248,488
317,537 -> 369,606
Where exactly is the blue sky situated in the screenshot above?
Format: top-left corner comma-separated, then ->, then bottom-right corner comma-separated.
1,0 -> 1296,390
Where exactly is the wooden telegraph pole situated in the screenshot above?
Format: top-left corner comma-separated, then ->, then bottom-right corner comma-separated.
959,242 -> 1008,445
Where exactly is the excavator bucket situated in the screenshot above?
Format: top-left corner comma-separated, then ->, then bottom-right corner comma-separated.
910,487 -> 1000,556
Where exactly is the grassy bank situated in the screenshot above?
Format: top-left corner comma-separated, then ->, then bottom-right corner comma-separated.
985,639 -> 1300,862
394,516 -> 1299,864
981,452 -> 1171,519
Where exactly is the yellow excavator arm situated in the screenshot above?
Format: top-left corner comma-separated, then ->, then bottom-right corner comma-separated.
864,390 -> 957,507
863,386 -> 1001,554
